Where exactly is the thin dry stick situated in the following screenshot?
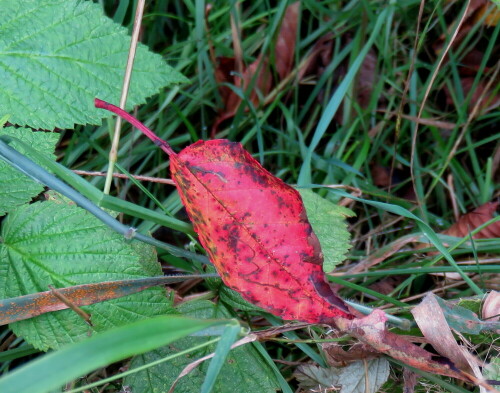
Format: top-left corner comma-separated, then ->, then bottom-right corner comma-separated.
73,170 -> 175,185
230,3 -> 243,75
379,280 -> 468,308
48,285 -> 93,326
410,0 -> 471,212
104,0 -> 146,195
447,173 -> 460,221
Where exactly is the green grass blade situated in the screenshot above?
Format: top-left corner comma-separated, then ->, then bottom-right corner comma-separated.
340,265 -> 500,278
0,316 -> 228,393
327,189 -> 484,295
252,341 -> 294,393
0,134 -> 193,235
200,322 -> 241,393
298,6 -> 389,185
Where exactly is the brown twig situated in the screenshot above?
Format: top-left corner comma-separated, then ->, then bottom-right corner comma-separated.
48,285 -> 93,326
104,0 -> 146,194
72,170 -> 175,185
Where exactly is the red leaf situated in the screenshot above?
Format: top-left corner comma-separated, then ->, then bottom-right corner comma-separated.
95,99 -> 353,324
443,201 -> 500,239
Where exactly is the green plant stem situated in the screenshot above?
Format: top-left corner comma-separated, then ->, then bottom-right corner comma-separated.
0,137 -> 206,264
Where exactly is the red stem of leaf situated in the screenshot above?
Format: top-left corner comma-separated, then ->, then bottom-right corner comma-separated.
94,98 -> 176,156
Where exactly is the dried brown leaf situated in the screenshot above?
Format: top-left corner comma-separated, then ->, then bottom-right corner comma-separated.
482,291 -> 500,325
411,293 -> 475,373
333,42 -> 378,124
275,2 -> 300,81
443,201 -> 500,239
435,0 -> 498,54
211,2 -> 301,134
356,48 -> 377,109
473,0 -> 500,26
214,56 -> 237,105
444,77 -> 500,113
298,33 -> 334,81
371,165 -> 393,188
212,55 -> 272,134
322,342 -> 379,367
334,310 -> 470,381
368,276 -> 404,296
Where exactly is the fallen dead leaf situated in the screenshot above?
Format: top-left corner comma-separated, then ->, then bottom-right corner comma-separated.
403,368 -> 419,393
334,309 -> 471,381
214,56 -> 237,107
334,41 -> 378,124
444,77 -> 500,114
443,201 -> 500,239
322,341 -> 379,367
435,0 -> 500,54
411,293 -> 477,373
211,2 -> 300,134
298,33 -> 334,82
355,47 -> 377,110
482,291 -> 500,328
473,0 -> 500,26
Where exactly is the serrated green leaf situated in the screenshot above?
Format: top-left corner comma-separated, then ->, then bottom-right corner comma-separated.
0,0 -> 188,129
0,115 -> 10,128
299,189 -> 354,272
0,201 -> 173,351
295,358 -> 390,393
125,300 -> 279,393
0,127 -> 59,216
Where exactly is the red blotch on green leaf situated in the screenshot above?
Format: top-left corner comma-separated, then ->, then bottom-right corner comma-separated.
95,99 -> 353,323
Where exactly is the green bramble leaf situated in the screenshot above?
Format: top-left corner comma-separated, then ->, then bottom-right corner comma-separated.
0,200 -> 173,351
0,0 -> 188,129
299,189 -> 354,272
0,128 -> 59,216
125,301 -> 279,393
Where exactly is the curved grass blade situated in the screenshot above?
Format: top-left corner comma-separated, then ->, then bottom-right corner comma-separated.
201,322 -> 241,393
326,188 -> 484,295
0,316 -> 229,393
298,7 -> 389,185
